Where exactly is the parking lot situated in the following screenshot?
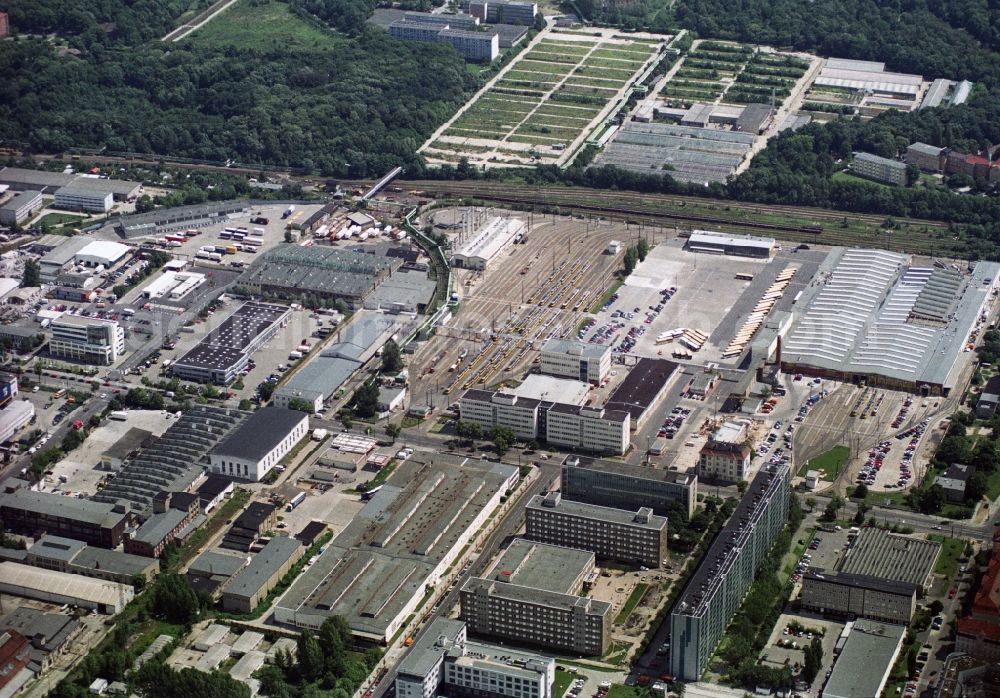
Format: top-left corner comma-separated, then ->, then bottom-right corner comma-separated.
759,613 -> 843,694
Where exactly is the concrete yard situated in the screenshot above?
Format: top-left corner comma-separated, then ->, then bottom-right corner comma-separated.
44,410 -> 175,497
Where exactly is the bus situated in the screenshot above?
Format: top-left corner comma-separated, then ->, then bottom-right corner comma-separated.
54,388 -> 66,399
219,231 -> 233,239
164,234 -> 187,243
241,237 -> 262,248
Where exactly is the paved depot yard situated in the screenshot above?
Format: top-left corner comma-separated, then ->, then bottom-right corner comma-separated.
588,241 -> 824,365
44,410 -> 175,497
759,613 -> 842,683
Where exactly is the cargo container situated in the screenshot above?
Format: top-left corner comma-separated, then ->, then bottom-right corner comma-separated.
312,428 -> 328,441
287,492 -> 305,511
109,411 -> 128,421
225,246 -> 238,255
252,227 -> 265,236
196,250 -> 212,259
289,350 -> 303,360
209,253 -> 223,262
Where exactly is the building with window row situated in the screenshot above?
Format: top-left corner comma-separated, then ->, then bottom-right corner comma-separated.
53,186 -> 113,213
669,464 -> 790,681
851,152 -> 907,185
561,457 -> 697,518
49,315 -> 125,365
525,492 -> 666,568
800,571 -> 916,624
468,0 -> 538,25
460,539 -> 610,656
0,191 -> 43,226
396,618 -> 554,698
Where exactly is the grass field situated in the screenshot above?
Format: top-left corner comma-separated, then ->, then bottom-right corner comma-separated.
799,445 -> 850,480
614,582 -> 649,624
553,670 -> 575,698
189,0 -> 336,49
930,534 -> 966,581
832,170 -> 896,188
36,212 -> 86,227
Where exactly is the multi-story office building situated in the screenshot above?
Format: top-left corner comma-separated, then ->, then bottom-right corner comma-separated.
851,152 -> 907,185
525,492 -> 667,568
459,389 -> 630,455
0,191 -> 43,226
49,315 -> 125,365
53,186 -> 113,213
396,618 -> 555,698
561,456 -> 697,518
469,0 -> 538,25
799,571 -> 917,624
388,20 -> 499,62
669,464 -> 790,681
540,339 -> 611,384
697,420 -> 751,483
545,404 -> 630,455
460,539 -> 611,656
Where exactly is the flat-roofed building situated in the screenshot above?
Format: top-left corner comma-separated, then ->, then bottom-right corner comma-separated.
851,152 -> 907,185
562,456 -> 697,518
670,464 -> 789,681
605,358 -> 678,431
697,420 -> 752,483
525,492 -> 666,567
460,539 -> 609,655
221,501 -> 277,552
540,339 -> 611,384
685,230 -> 775,258
186,550 -> 248,598
450,217 -> 524,269
49,315 -> 125,365
396,618 -> 555,698
821,621 -> 906,698
221,536 -> 304,613
0,490 -> 133,548
468,0 -> 537,24
171,301 -> 290,384
0,401 -> 34,444
53,186 -> 113,213
0,191 -> 43,226
906,142 -> 946,172
275,455 -> 517,642
208,406 -> 308,482
545,403 -> 630,455
800,571 -> 917,624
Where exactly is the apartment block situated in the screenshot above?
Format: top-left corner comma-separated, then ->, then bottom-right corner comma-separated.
669,464 -> 790,681
525,492 -> 666,568
851,152 -> 907,185
460,540 -> 611,656
49,315 -> 125,365
540,339 -> 611,384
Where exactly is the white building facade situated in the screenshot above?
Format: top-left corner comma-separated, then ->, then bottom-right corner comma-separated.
49,316 -> 125,365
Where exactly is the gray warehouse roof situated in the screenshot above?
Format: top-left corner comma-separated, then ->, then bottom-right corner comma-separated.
211,406 -> 306,462
241,246 -> 402,300
188,550 -> 249,578
541,338 -> 610,359
396,617 -> 466,679
838,529 -> 940,587
822,621 -> 906,698
0,167 -> 75,189
131,509 -> 188,545
0,490 -> 128,528
224,536 -> 301,599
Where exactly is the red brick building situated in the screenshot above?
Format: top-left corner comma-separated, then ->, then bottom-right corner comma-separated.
0,12 -> 9,38
956,525 -> 1000,661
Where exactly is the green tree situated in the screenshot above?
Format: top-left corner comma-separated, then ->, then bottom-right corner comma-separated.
491,425 -> 516,457
297,630 -> 324,681
381,340 -> 403,373
914,484 -> 946,514
637,237 -> 649,261
258,381 -> 277,401
148,573 -> 200,624
623,246 -> 639,275
352,381 -> 380,419
22,259 -> 40,288
852,483 -> 868,499
385,422 -> 402,443
821,495 -> 844,522
802,637 -> 823,683
284,229 -> 294,243
62,427 -> 85,451
132,572 -> 147,591
966,471 -> 988,502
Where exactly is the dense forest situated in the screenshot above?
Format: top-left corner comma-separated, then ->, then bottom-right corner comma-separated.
0,0 -> 474,177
